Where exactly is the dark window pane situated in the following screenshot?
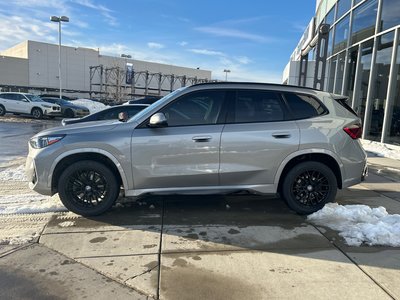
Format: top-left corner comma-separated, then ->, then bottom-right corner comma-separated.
234,91 -> 284,123
284,93 -> 325,119
327,57 -> 337,93
325,7 -> 335,26
386,35 -> 400,144
352,39 -> 373,120
351,0 -> 377,45
333,15 -> 350,54
344,47 -> 358,101
162,91 -> 225,126
335,51 -> 346,94
336,0 -> 351,20
366,32 -> 394,141
380,0 -> 400,32
125,107 -> 145,118
327,29 -> 334,57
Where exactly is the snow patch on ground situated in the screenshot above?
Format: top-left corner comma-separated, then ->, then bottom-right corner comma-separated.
58,221 -> 76,228
0,165 -> 27,181
0,234 -> 39,245
361,140 -> 400,160
71,99 -> 108,113
0,194 -> 67,215
308,203 -> 400,247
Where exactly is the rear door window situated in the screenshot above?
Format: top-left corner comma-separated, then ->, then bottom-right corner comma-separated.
231,90 -> 286,123
283,93 -> 326,120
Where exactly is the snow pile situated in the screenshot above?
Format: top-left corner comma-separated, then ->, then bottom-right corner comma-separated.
0,165 -> 27,181
361,140 -> 400,160
0,194 -> 67,215
1,234 -> 39,245
308,203 -> 400,246
72,99 -> 108,113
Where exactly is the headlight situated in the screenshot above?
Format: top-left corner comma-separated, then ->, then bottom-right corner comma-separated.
30,135 -> 66,149
42,104 -> 52,108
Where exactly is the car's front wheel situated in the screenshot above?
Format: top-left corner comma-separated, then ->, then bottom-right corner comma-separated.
58,160 -> 120,216
0,105 -> 5,116
281,161 -> 337,214
31,108 -> 43,119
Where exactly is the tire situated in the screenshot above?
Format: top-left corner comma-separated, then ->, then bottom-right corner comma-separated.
31,107 -> 43,119
281,161 -> 337,215
64,109 -> 75,118
0,105 -> 5,116
58,160 -> 120,216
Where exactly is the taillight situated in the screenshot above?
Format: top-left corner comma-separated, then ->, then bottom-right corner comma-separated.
343,124 -> 362,139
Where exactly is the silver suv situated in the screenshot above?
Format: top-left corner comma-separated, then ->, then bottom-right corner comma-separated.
26,83 -> 367,216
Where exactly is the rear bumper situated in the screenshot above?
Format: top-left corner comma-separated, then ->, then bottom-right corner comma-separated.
361,164 -> 368,182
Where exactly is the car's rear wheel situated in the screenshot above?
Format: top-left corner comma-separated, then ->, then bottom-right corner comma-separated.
281,161 -> 337,214
64,109 -> 74,118
58,160 -> 120,216
31,108 -> 43,119
0,105 -> 5,116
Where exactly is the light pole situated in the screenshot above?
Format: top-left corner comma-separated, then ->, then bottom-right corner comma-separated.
50,15 -> 69,99
223,69 -> 231,81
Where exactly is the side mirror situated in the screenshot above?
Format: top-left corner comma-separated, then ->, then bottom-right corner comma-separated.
148,112 -> 168,128
118,111 -> 128,122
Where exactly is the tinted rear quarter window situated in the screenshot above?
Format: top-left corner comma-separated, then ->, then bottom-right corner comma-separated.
283,93 -> 326,120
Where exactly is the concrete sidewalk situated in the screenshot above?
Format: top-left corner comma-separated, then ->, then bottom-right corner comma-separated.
1,156 -> 400,299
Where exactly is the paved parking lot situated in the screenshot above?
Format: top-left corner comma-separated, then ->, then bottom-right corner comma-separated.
0,117 -> 399,299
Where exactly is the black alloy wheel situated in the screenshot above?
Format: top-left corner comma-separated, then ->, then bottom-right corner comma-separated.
0,105 -> 5,116
282,161 -> 337,214
58,161 -> 120,216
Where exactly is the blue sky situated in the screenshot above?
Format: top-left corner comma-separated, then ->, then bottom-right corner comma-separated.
0,0 -> 315,82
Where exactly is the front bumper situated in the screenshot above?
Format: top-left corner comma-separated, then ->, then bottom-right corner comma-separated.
44,110 -> 62,116
26,151 -> 54,196
75,110 -> 90,117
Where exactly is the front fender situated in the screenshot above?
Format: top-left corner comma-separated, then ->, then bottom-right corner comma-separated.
48,148 -> 129,192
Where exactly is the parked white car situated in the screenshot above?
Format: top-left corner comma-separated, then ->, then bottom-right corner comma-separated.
0,92 -> 62,119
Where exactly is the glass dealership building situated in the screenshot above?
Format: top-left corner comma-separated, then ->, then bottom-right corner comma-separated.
284,0 -> 400,145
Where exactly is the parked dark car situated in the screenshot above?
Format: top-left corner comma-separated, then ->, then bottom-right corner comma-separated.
61,104 -> 150,126
41,97 -> 90,118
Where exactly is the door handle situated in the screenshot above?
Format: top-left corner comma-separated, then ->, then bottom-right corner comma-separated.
272,132 -> 291,139
192,136 -> 212,142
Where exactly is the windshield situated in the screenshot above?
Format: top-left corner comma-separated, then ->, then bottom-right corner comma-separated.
59,99 -> 72,105
25,94 -> 44,102
130,87 -> 187,121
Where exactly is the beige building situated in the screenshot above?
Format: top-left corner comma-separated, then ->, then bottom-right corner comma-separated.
0,40 -> 212,100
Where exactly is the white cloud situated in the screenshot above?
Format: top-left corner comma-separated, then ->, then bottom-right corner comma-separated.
178,41 -> 188,47
235,56 -> 252,65
195,26 -> 271,43
189,48 -> 225,56
72,0 -> 118,26
0,14 -> 57,49
147,42 -> 165,49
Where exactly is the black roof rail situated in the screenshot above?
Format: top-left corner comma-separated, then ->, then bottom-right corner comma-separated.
190,81 -> 322,92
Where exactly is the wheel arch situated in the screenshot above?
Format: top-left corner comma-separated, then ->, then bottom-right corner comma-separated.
275,150 -> 343,193
50,149 -> 128,194
31,106 -> 43,115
